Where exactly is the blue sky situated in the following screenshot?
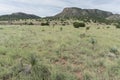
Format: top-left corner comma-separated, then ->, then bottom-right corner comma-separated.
0,0 -> 120,17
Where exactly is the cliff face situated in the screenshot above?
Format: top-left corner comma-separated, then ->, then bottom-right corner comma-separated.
54,7 -> 113,19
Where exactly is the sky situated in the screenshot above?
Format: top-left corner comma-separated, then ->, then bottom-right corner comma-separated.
0,0 -> 120,17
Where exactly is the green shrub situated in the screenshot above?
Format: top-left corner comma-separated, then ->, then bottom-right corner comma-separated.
110,47 -> 118,55
107,26 -> 110,28
86,27 -> 90,30
116,25 -> 120,28
90,38 -> 97,45
41,22 -> 49,26
90,38 -> 97,50
0,28 -> 3,30
73,22 -> 85,28
97,27 -> 100,29
60,27 -> 63,31
41,29 -> 45,31
62,23 -> 66,26
86,26 -> 90,32
115,22 -> 120,28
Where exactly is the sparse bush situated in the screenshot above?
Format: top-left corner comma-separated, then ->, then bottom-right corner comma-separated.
60,27 -> 63,31
86,26 -> 90,32
73,22 -> 85,28
107,26 -> 110,28
0,28 -> 3,30
90,38 -> 97,45
116,25 -> 120,28
41,22 -> 50,26
90,38 -> 97,50
41,29 -> 45,31
24,22 -> 27,25
115,22 -> 120,28
97,27 -> 100,29
62,23 -> 66,26
29,22 -> 34,25
110,47 -> 119,55
80,33 -> 86,38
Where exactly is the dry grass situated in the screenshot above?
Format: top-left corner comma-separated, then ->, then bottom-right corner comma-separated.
0,24 -> 120,80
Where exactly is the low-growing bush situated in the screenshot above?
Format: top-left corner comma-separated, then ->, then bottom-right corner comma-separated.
90,38 -> 97,50
0,28 -> 3,30
80,33 -> 86,38
62,23 -> 66,26
24,22 -> 27,25
73,22 -> 85,28
107,26 -> 110,28
60,27 -> 63,31
115,22 -> 120,28
86,26 -> 90,32
116,25 -> 120,28
97,27 -> 100,29
28,22 -> 34,25
41,22 -> 50,26
110,47 -> 119,55
41,29 -> 45,31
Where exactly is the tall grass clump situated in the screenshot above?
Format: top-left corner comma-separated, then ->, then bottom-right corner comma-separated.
83,71 -> 93,80
90,38 -> 97,50
31,64 -> 51,80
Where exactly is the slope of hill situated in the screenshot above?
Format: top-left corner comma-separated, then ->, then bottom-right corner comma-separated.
54,7 -> 113,19
106,14 -> 120,20
0,12 -> 40,21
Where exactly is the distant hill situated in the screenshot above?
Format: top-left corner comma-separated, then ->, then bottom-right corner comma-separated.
0,8 -> 120,23
0,12 -> 40,21
53,7 -> 117,23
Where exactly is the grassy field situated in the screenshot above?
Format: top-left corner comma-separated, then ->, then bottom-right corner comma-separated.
0,24 -> 120,80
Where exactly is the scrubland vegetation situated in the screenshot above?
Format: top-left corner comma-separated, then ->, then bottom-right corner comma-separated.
0,23 -> 120,80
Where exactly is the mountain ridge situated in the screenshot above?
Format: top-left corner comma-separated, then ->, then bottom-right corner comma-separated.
54,7 -> 113,19
0,7 -> 120,21
0,12 -> 40,21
